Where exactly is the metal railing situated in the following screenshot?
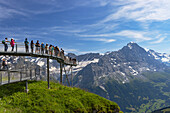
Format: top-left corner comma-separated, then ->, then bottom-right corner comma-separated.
0,43 -> 77,65
0,67 -> 41,85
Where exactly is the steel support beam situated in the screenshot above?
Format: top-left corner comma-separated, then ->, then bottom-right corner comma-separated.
47,57 -> 50,89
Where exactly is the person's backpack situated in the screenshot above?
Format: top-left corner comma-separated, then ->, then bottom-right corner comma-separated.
2,40 -> 5,44
42,44 -> 45,48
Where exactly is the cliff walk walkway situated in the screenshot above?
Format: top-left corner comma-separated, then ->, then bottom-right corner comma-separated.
0,43 -> 77,91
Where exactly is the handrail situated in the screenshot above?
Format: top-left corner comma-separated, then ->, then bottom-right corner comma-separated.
0,67 -> 41,85
0,43 -> 77,65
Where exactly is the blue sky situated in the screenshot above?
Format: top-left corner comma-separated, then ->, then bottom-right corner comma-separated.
0,0 -> 170,55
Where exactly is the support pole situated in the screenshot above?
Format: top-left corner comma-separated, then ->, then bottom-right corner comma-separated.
25,80 -> 29,93
35,68 -> 36,79
63,66 -> 71,86
0,73 -> 2,85
71,66 -> 73,87
47,57 -> 50,89
60,63 -> 63,85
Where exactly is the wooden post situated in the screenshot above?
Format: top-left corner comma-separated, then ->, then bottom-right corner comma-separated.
8,69 -> 10,83
47,57 -> 50,89
60,63 -> 63,85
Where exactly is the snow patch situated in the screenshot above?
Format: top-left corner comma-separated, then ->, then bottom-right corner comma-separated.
37,61 -> 45,67
49,59 -> 53,63
144,48 -> 149,52
161,58 -> 169,62
50,67 -> 57,72
99,86 -> 107,92
72,58 -> 99,72
128,44 -> 132,49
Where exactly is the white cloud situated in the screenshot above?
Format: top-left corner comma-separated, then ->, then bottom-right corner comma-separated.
101,0 -> 170,22
113,30 -> 152,41
150,36 -> 166,44
82,38 -> 116,43
78,30 -> 152,42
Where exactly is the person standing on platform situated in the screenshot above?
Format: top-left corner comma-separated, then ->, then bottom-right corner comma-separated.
52,45 -> 54,56
24,38 -> 29,53
30,40 -> 34,53
54,46 -> 60,56
41,42 -> 45,54
10,38 -> 15,52
49,45 -> 52,55
45,43 -> 49,54
2,38 -> 9,52
61,48 -> 64,59
35,40 -> 40,54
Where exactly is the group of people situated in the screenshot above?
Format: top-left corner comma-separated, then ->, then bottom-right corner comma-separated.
2,37 -> 15,52
1,37 -> 76,68
24,38 -> 64,57
1,38 -> 64,57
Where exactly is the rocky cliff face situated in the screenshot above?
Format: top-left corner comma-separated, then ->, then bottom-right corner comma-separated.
74,42 -> 168,87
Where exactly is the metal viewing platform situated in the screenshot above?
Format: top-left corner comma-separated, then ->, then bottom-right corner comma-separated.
0,42 -> 77,90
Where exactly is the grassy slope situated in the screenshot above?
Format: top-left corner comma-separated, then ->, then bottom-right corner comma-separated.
0,81 -> 122,113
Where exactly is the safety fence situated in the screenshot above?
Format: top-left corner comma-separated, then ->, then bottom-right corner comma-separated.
0,67 -> 41,85
0,43 -> 77,65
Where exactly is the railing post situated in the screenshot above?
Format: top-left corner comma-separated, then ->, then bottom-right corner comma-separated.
16,44 -> 17,52
20,71 -> 22,81
47,57 -> 50,89
30,69 -> 32,80
8,69 -> 10,83
60,63 -> 63,85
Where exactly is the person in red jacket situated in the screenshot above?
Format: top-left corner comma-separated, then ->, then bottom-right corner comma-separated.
10,38 -> 15,51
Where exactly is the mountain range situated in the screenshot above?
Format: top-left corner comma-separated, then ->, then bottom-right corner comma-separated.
0,42 -> 170,112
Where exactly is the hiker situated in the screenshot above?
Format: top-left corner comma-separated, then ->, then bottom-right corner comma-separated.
41,42 -> 45,54
35,40 -> 40,54
10,38 -> 15,51
49,45 -> 52,55
45,43 -> 49,54
54,46 -> 60,57
60,48 -> 64,59
30,40 -> 34,53
2,38 -> 9,52
52,46 -> 54,56
24,38 -> 29,53
2,59 -> 8,69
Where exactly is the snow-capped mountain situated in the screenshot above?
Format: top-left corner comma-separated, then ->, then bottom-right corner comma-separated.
0,42 -> 169,83
147,49 -> 170,66
73,42 -> 168,87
